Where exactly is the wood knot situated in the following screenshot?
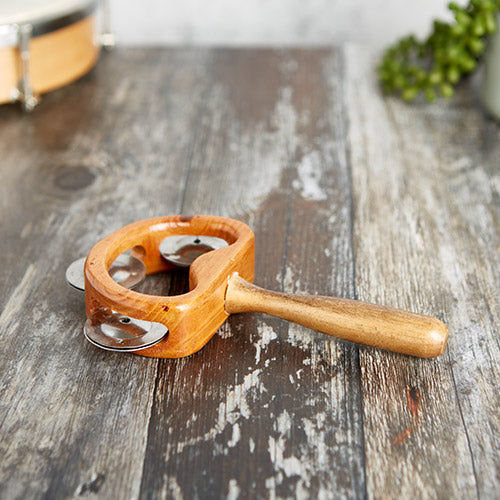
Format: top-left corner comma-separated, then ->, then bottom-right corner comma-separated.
53,165 -> 96,191
77,473 -> 105,496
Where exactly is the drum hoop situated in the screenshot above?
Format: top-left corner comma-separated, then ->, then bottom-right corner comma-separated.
0,0 -> 98,48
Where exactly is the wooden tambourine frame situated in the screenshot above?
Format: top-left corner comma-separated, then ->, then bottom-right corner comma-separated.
84,215 -> 255,358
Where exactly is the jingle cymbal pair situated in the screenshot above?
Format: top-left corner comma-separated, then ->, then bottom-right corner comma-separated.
67,215 -> 449,358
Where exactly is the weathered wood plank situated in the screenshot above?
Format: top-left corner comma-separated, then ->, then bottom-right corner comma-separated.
0,49 -> 216,499
344,45 -> 499,499
138,48 -> 365,499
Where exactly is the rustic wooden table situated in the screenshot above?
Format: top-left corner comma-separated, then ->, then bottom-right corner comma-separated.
0,47 -> 498,500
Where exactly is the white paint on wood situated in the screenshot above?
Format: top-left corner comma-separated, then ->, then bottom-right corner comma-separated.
275,409 -> 292,436
0,263 -> 36,330
171,368 -> 265,458
254,324 -> 278,365
227,423 -> 241,448
227,478 -> 240,500
279,265 -> 304,294
267,435 -> 303,477
292,150 -> 328,201
285,322 -> 316,352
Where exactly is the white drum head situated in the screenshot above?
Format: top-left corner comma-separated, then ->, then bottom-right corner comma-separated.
0,0 -> 95,26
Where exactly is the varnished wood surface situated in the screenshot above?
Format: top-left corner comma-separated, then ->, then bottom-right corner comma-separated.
85,215 -> 254,358
225,274 -> 448,358
0,47 -> 498,499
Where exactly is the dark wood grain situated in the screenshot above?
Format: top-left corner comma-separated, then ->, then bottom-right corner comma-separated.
0,46 -> 498,500
136,48 -> 365,500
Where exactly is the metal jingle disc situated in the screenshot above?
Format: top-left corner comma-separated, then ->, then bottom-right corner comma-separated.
108,254 -> 146,289
84,308 -> 168,351
65,254 -> 146,291
159,235 -> 228,267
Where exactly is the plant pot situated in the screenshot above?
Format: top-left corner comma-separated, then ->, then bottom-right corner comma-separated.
481,13 -> 500,120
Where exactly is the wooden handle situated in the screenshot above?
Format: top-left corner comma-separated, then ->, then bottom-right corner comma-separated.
225,274 -> 448,358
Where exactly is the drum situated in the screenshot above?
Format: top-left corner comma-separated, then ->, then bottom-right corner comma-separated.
0,0 -> 100,110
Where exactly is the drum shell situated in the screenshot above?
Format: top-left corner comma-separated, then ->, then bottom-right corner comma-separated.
0,13 -> 99,104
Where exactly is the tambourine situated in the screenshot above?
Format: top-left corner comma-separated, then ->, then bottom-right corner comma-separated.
66,215 -> 449,358
0,0 -> 101,110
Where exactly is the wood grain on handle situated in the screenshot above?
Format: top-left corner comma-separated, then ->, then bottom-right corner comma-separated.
225,274 -> 448,358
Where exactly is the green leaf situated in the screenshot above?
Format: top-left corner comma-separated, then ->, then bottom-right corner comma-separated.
468,37 -> 485,54
446,45 -> 461,61
425,87 -> 437,102
455,11 -> 472,26
472,18 -> 486,36
429,70 -> 444,85
394,75 -> 407,89
440,83 -> 455,98
459,55 -> 477,71
484,11 -> 497,32
447,66 -> 461,83
451,23 -> 466,36
402,87 -> 419,102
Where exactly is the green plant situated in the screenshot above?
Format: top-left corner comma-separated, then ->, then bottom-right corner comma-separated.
378,0 -> 500,102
